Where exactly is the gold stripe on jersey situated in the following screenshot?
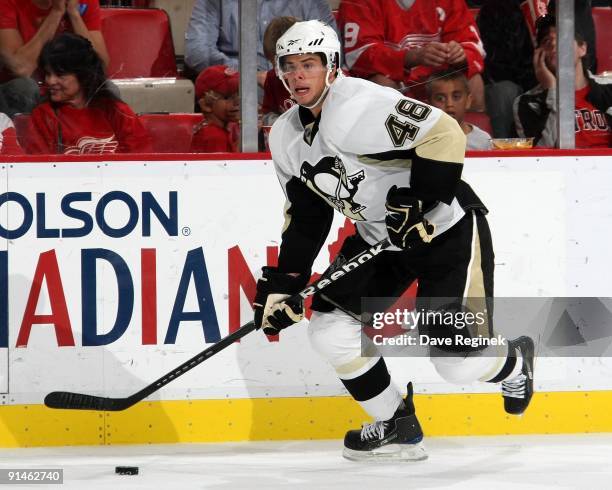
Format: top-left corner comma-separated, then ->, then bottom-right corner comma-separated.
357,154 -> 413,168
281,199 -> 292,234
414,112 -> 466,165
463,215 -> 490,339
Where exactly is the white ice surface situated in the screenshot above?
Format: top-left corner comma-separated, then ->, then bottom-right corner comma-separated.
0,434 -> 611,489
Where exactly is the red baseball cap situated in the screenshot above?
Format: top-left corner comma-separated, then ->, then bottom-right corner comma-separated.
195,65 -> 239,99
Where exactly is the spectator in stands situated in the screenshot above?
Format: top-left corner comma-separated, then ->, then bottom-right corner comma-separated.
191,64 -> 240,153
25,33 -> 151,154
184,0 -> 337,89
338,0 -> 485,110
522,1 -> 597,73
477,0 -> 597,138
261,16 -> 299,127
477,0 -> 537,138
0,0 -> 110,118
547,1 -> 597,73
427,69 -> 492,150
0,112 -> 23,154
514,15 -> 612,148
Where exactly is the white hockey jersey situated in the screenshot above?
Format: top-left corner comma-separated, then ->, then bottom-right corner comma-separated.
269,76 -> 470,271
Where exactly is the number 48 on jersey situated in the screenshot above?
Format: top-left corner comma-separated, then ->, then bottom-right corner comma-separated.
385,100 -> 431,147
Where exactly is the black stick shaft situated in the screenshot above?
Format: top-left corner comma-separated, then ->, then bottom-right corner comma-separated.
44,238 -> 391,411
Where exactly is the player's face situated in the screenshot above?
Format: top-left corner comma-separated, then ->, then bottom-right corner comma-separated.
44,70 -> 85,108
429,79 -> 471,123
280,54 -> 329,110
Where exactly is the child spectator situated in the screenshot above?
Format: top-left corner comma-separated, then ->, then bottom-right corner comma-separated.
514,15 -> 611,148
191,65 -> 240,153
261,16 -> 299,127
427,70 -> 492,150
25,33 -> 151,154
477,0 -> 597,138
0,112 -> 23,154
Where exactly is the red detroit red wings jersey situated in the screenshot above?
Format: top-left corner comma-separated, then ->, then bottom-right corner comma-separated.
25,99 -> 152,155
191,120 -> 238,153
0,0 -> 102,82
339,0 -> 484,95
0,0 -> 102,42
574,85 -> 611,148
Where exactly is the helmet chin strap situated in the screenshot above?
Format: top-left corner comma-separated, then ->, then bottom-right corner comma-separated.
301,69 -> 334,110
281,67 -> 343,111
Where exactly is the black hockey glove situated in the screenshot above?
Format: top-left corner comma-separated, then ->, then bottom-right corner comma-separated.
385,185 -> 436,250
253,267 -> 309,336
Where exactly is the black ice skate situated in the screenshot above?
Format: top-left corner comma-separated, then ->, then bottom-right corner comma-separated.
502,336 -> 535,415
343,382 -> 427,461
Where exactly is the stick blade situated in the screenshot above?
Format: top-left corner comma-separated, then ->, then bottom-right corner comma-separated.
44,391 -> 132,411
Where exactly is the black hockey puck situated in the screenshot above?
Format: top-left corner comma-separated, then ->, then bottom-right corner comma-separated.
115,466 -> 139,475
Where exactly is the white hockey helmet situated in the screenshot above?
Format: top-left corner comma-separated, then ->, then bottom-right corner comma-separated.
275,20 -> 342,109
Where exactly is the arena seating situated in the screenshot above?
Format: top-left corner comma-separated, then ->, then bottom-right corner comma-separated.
101,8 -> 177,78
12,113 -> 31,149
12,113 -> 204,154
139,113 -> 204,153
151,0 -> 196,57
593,7 -> 612,74
100,8 -> 195,113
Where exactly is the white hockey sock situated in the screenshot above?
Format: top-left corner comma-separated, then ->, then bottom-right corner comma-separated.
357,383 -> 403,421
505,351 -> 524,380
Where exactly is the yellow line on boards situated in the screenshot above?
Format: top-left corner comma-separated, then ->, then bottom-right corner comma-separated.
0,391 -> 610,447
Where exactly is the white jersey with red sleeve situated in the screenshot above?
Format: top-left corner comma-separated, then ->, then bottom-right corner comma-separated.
339,0 -> 485,88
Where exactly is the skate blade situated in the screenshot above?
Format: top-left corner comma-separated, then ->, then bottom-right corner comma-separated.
342,442 -> 428,462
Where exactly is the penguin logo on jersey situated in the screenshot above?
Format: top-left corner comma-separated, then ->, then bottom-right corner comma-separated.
300,156 -> 367,220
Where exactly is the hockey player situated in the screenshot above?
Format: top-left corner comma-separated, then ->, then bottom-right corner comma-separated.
253,20 -> 534,461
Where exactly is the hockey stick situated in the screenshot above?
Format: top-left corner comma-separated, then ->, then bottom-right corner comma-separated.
44,238 -> 392,411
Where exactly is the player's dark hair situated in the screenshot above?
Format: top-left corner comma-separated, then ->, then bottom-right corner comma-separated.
39,33 -> 119,105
